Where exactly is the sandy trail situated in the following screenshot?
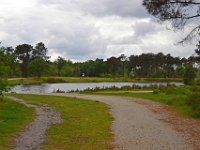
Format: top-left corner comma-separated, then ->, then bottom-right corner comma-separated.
7,96 -> 63,150
48,93 -> 192,150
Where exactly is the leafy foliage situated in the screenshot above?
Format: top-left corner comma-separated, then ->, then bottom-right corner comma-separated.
32,42 -> 49,60
0,79 -> 9,99
15,44 -> 33,77
183,64 -> 197,84
14,42 -> 49,77
55,56 -> 67,76
143,0 -> 200,43
0,46 -> 20,77
28,58 -> 49,78
186,92 -> 200,117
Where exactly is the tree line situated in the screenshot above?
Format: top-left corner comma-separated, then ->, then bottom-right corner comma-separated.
0,42 -> 200,82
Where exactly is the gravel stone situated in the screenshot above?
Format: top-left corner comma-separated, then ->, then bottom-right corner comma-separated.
7,96 -> 63,150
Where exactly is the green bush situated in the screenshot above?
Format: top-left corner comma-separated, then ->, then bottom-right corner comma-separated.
165,86 -> 177,94
186,93 -> 200,118
190,85 -> 200,92
183,65 -> 197,85
153,89 -> 160,94
0,79 -> 9,99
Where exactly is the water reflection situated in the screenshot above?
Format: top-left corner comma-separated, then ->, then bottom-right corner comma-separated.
11,82 -> 183,94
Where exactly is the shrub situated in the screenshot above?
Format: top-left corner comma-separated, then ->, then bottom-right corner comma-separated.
189,85 -> 200,92
186,93 -> 200,118
53,89 -> 65,93
153,89 -> 160,94
0,79 -> 9,100
183,65 -> 197,85
165,86 -> 177,94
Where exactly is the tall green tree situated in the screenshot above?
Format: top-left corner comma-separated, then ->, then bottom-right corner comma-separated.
28,58 -> 48,78
0,48 -> 8,77
60,60 -> 74,76
33,42 -> 49,60
106,56 -> 121,76
15,44 -> 33,77
128,52 -> 183,78
137,53 -> 156,77
55,56 -> 66,76
0,46 -> 20,77
118,54 -> 128,77
80,60 -> 94,77
80,59 -> 106,77
183,64 -> 197,84
94,59 -> 106,77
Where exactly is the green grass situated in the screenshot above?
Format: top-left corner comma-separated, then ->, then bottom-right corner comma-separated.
0,98 -> 35,150
10,94 -> 113,150
8,78 -> 44,86
85,85 -> 199,118
103,92 -> 191,116
8,76 -> 182,86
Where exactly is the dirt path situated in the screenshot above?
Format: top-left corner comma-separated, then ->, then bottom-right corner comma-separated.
49,93 -> 194,150
7,96 -> 63,150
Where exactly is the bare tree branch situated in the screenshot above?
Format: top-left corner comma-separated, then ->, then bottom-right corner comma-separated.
179,25 -> 200,44
143,0 -> 200,43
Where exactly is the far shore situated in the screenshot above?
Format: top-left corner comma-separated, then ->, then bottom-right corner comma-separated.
8,76 -> 183,86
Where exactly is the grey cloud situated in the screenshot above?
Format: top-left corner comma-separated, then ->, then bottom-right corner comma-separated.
80,0 -> 148,18
133,21 -> 161,38
41,18 -> 107,60
127,21 -> 163,44
1,7 -> 106,60
107,21 -> 161,45
140,43 -> 195,58
39,0 -> 149,18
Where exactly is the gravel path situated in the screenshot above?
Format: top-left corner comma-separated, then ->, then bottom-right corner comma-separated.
49,93 -> 192,150
7,96 -> 63,150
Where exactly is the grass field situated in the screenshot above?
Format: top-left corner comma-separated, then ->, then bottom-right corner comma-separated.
85,85 -> 200,118
0,97 -> 35,150
96,92 -> 191,116
10,94 -> 113,150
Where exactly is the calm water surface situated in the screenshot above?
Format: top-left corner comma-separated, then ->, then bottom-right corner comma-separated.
11,82 -> 183,94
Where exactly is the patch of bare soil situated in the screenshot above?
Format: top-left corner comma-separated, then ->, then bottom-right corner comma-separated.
7,96 -> 63,150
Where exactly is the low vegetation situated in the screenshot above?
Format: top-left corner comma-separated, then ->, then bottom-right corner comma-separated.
0,79 -> 9,100
0,97 -> 35,150
81,84 -> 200,118
9,94 -> 113,150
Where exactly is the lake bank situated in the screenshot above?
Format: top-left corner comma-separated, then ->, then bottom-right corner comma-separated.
8,77 -> 183,86
10,82 -> 183,94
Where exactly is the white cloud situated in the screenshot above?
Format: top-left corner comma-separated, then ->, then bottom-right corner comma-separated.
106,44 -> 142,58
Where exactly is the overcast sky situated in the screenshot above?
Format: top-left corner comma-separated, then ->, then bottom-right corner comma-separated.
0,0 -> 196,61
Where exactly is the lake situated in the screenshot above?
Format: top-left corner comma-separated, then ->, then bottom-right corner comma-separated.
10,82 -> 183,94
